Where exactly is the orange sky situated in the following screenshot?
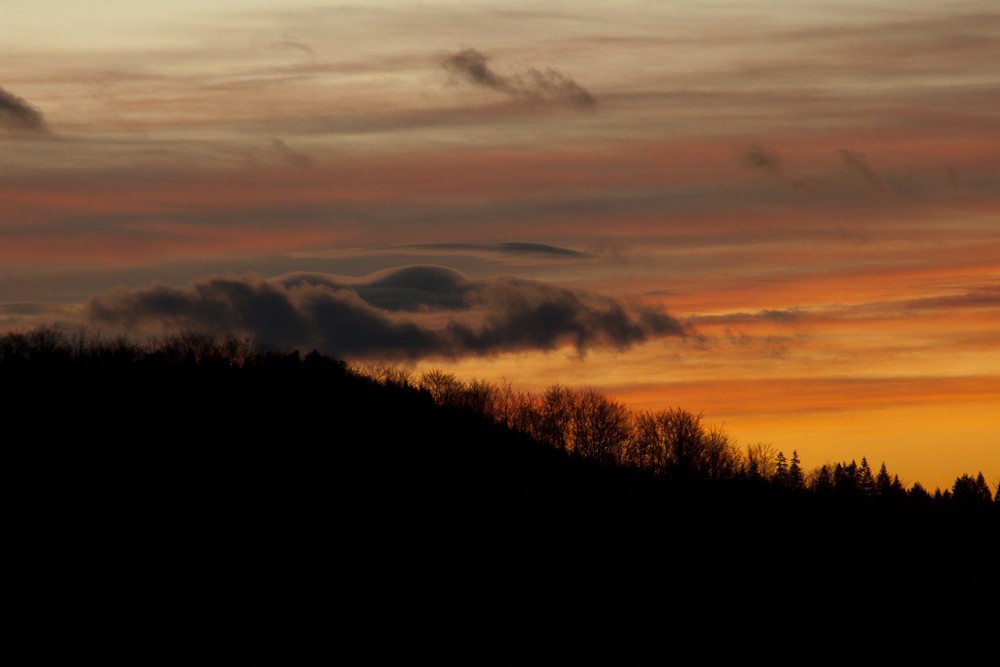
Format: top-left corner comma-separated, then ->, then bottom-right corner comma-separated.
2,1 -> 997,491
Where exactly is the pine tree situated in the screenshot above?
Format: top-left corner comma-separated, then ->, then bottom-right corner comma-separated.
788,451 -> 804,490
954,472 -> 994,505
875,462 -> 892,497
952,474 -> 978,504
834,461 -> 857,495
774,451 -> 788,488
973,473 -> 993,503
858,457 -> 875,497
814,464 -> 833,494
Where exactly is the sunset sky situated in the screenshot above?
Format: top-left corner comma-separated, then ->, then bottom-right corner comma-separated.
2,0 -> 997,490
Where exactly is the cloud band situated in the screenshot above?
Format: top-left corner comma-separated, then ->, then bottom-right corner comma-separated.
86,266 -> 684,360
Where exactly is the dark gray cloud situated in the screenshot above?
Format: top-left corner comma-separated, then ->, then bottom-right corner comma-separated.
445,48 -> 509,90
85,267 -> 684,360
443,48 -> 595,109
0,87 -> 47,133
449,276 -> 683,354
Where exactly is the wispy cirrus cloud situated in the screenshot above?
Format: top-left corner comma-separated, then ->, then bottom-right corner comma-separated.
740,145 -> 895,194
443,48 -> 596,109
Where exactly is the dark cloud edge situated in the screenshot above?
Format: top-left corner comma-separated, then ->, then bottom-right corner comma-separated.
442,48 -> 596,110
0,87 -> 48,133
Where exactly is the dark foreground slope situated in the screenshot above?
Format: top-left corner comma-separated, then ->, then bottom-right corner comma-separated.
6,340 -> 712,550
4,331 -> 996,619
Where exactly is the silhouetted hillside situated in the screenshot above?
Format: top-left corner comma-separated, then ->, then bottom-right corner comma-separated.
4,327 -> 996,586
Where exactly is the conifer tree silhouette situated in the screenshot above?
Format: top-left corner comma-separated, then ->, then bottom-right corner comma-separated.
788,451 -> 803,490
875,463 -> 892,497
774,451 -> 788,488
952,473 -> 994,505
858,458 -> 875,497
812,464 -> 833,494
973,473 -> 992,503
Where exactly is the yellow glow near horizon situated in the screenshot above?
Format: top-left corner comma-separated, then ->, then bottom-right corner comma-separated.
405,349 -> 999,492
